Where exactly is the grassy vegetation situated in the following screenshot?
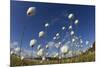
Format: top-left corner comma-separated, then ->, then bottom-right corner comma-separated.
10,50 -> 95,67
10,42 -> 95,66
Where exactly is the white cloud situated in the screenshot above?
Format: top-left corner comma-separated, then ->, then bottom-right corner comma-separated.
10,41 -> 19,49
47,41 -> 55,47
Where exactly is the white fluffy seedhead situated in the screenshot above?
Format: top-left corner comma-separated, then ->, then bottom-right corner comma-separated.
46,45 -> 49,49
21,56 -> 24,60
60,45 -> 69,54
56,33 -> 59,37
74,19 -> 79,25
80,39 -> 83,44
69,25 -> 72,29
72,38 -> 75,42
70,30 -> 74,35
37,45 -> 41,50
39,31 -> 45,38
15,47 -> 20,52
30,39 -> 37,47
58,42 -> 61,45
27,7 -> 36,16
62,26 -> 66,30
53,36 -> 56,40
42,56 -> 46,61
68,13 -> 74,20
37,48 -> 44,57
45,23 -> 49,28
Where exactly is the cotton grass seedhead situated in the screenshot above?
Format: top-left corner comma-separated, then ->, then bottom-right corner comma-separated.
53,36 -> 56,40
30,39 -> 37,47
45,23 -> 49,28
27,7 -> 36,16
37,48 -> 44,57
90,44 -> 93,48
68,13 -> 74,20
69,25 -> 72,29
60,45 -> 69,54
56,33 -> 59,37
70,30 -> 74,35
62,26 -> 66,30
39,31 -> 45,38
80,39 -> 83,44
58,42 -> 61,45
74,19 -> 79,25
72,38 -> 75,42
42,56 -> 46,61
15,47 -> 20,52
21,56 -> 24,60
37,45 -> 41,50
46,45 -> 49,49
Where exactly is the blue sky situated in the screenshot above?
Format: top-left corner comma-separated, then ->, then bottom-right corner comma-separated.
11,1 -> 95,57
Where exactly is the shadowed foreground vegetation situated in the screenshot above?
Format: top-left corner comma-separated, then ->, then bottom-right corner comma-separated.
10,43 -> 95,67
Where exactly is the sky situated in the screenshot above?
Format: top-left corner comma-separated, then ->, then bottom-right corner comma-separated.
10,1 -> 95,58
